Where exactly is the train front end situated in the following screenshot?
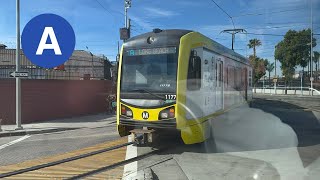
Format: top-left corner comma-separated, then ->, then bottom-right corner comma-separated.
117,30 -> 191,141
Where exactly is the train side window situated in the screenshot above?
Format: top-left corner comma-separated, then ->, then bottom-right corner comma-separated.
187,50 -> 201,91
219,63 -> 222,86
233,67 -> 236,89
215,62 -> 218,84
226,67 -> 228,86
249,70 -> 252,87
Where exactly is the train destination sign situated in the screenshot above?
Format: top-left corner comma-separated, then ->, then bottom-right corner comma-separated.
126,47 -> 176,56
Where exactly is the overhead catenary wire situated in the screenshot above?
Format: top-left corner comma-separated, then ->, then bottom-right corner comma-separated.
209,0 -> 235,29
232,8 -> 305,18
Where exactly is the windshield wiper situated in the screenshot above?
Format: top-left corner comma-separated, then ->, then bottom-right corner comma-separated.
130,89 -> 166,100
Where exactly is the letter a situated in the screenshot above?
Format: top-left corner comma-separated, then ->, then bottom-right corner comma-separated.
36,27 -> 62,55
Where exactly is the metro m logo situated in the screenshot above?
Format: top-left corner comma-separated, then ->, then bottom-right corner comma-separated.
142,111 -> 149,120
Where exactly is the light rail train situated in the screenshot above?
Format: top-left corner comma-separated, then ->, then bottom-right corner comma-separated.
117,29 -> 252,144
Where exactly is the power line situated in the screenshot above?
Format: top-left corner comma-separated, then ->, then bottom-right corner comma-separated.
242,24 -> 309,30
240,32 -> 284,36
94,0 -> 115,17
242,32 -> 320,37
232,8 -> 304,18
209,0 -> 235,29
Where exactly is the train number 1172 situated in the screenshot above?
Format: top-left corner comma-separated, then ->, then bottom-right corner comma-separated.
165,95 -> 176,100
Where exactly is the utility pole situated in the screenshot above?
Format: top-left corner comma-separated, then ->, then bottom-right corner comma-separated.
86,46 -> 94,80
117,41 -> 120,62
15,0 -> 23,130
310,0 -> 314,95
220,29 -> 246,51
128,18 -> 131,34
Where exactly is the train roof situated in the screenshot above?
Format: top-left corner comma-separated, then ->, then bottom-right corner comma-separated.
123,29 -> 248,64
123,29 -> 192,48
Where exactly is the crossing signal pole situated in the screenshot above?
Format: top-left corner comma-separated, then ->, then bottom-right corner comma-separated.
120,0 -> 131,41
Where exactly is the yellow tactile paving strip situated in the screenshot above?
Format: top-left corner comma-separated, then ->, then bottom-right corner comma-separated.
0,137 -> 128,180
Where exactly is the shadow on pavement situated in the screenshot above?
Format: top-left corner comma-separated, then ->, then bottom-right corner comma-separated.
135,98 -> 320,179
252,98 -> 320,147
39,113 -> 115,123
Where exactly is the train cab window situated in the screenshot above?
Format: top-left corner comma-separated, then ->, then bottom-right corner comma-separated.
187,50 -> 201,91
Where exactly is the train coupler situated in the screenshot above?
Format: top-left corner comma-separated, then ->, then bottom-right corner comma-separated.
130,129 -> 155,146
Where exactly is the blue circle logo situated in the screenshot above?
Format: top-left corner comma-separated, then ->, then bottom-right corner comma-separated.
21,13 -> 75,68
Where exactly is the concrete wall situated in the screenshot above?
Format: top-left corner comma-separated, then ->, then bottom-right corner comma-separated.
0,79 -> 112,125
253,88 -> 320,96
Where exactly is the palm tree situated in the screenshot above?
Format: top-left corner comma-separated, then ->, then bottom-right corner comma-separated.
265,60 -> 275,86
247,39 -> 262,59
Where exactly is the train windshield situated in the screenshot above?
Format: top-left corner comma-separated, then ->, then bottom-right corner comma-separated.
121,48 -> 178,93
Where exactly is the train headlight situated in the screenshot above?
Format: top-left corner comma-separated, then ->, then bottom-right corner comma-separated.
121,105 -> 133,118
159,107 -> 175,120
160,112 -> 168,119
126,110 -> 133,117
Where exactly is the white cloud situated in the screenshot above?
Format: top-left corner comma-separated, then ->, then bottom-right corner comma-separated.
144,7 -> 179,18
130,14 -> 154,30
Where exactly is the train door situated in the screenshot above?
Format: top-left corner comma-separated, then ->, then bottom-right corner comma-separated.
216,58 -> 223,110
202,50 -> 215,116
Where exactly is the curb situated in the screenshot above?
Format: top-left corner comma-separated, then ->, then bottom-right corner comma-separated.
0,127 -> 78,138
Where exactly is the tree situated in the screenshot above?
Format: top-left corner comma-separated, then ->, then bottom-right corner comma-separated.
265,60 -> 275,86
275,29 -> 317,82
247,39 -> 264,88
248,38 -> 262,59
249,55 -> 266,86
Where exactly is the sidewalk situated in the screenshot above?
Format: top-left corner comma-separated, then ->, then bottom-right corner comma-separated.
0,113 -> 116,138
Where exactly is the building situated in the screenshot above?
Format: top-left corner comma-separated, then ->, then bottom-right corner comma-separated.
0,45 -> 112,80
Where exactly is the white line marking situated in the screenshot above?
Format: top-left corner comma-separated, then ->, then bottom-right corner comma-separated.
123,135 -> 138,179
0,135 -> 31,150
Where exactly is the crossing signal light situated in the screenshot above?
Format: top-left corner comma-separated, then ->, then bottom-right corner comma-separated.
120,28 -> 130,40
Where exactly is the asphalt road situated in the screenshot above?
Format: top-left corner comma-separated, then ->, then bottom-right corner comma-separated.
0,121 -> 119,166
1,95 -> 319,179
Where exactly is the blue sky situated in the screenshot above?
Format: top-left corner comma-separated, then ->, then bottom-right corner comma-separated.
0,0 -> 319,76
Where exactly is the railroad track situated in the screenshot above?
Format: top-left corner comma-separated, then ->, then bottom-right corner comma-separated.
0,136 -> 165,179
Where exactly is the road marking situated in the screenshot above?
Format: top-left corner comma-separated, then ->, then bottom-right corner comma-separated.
123,135 -> 138,179
0,135 -> 31,150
